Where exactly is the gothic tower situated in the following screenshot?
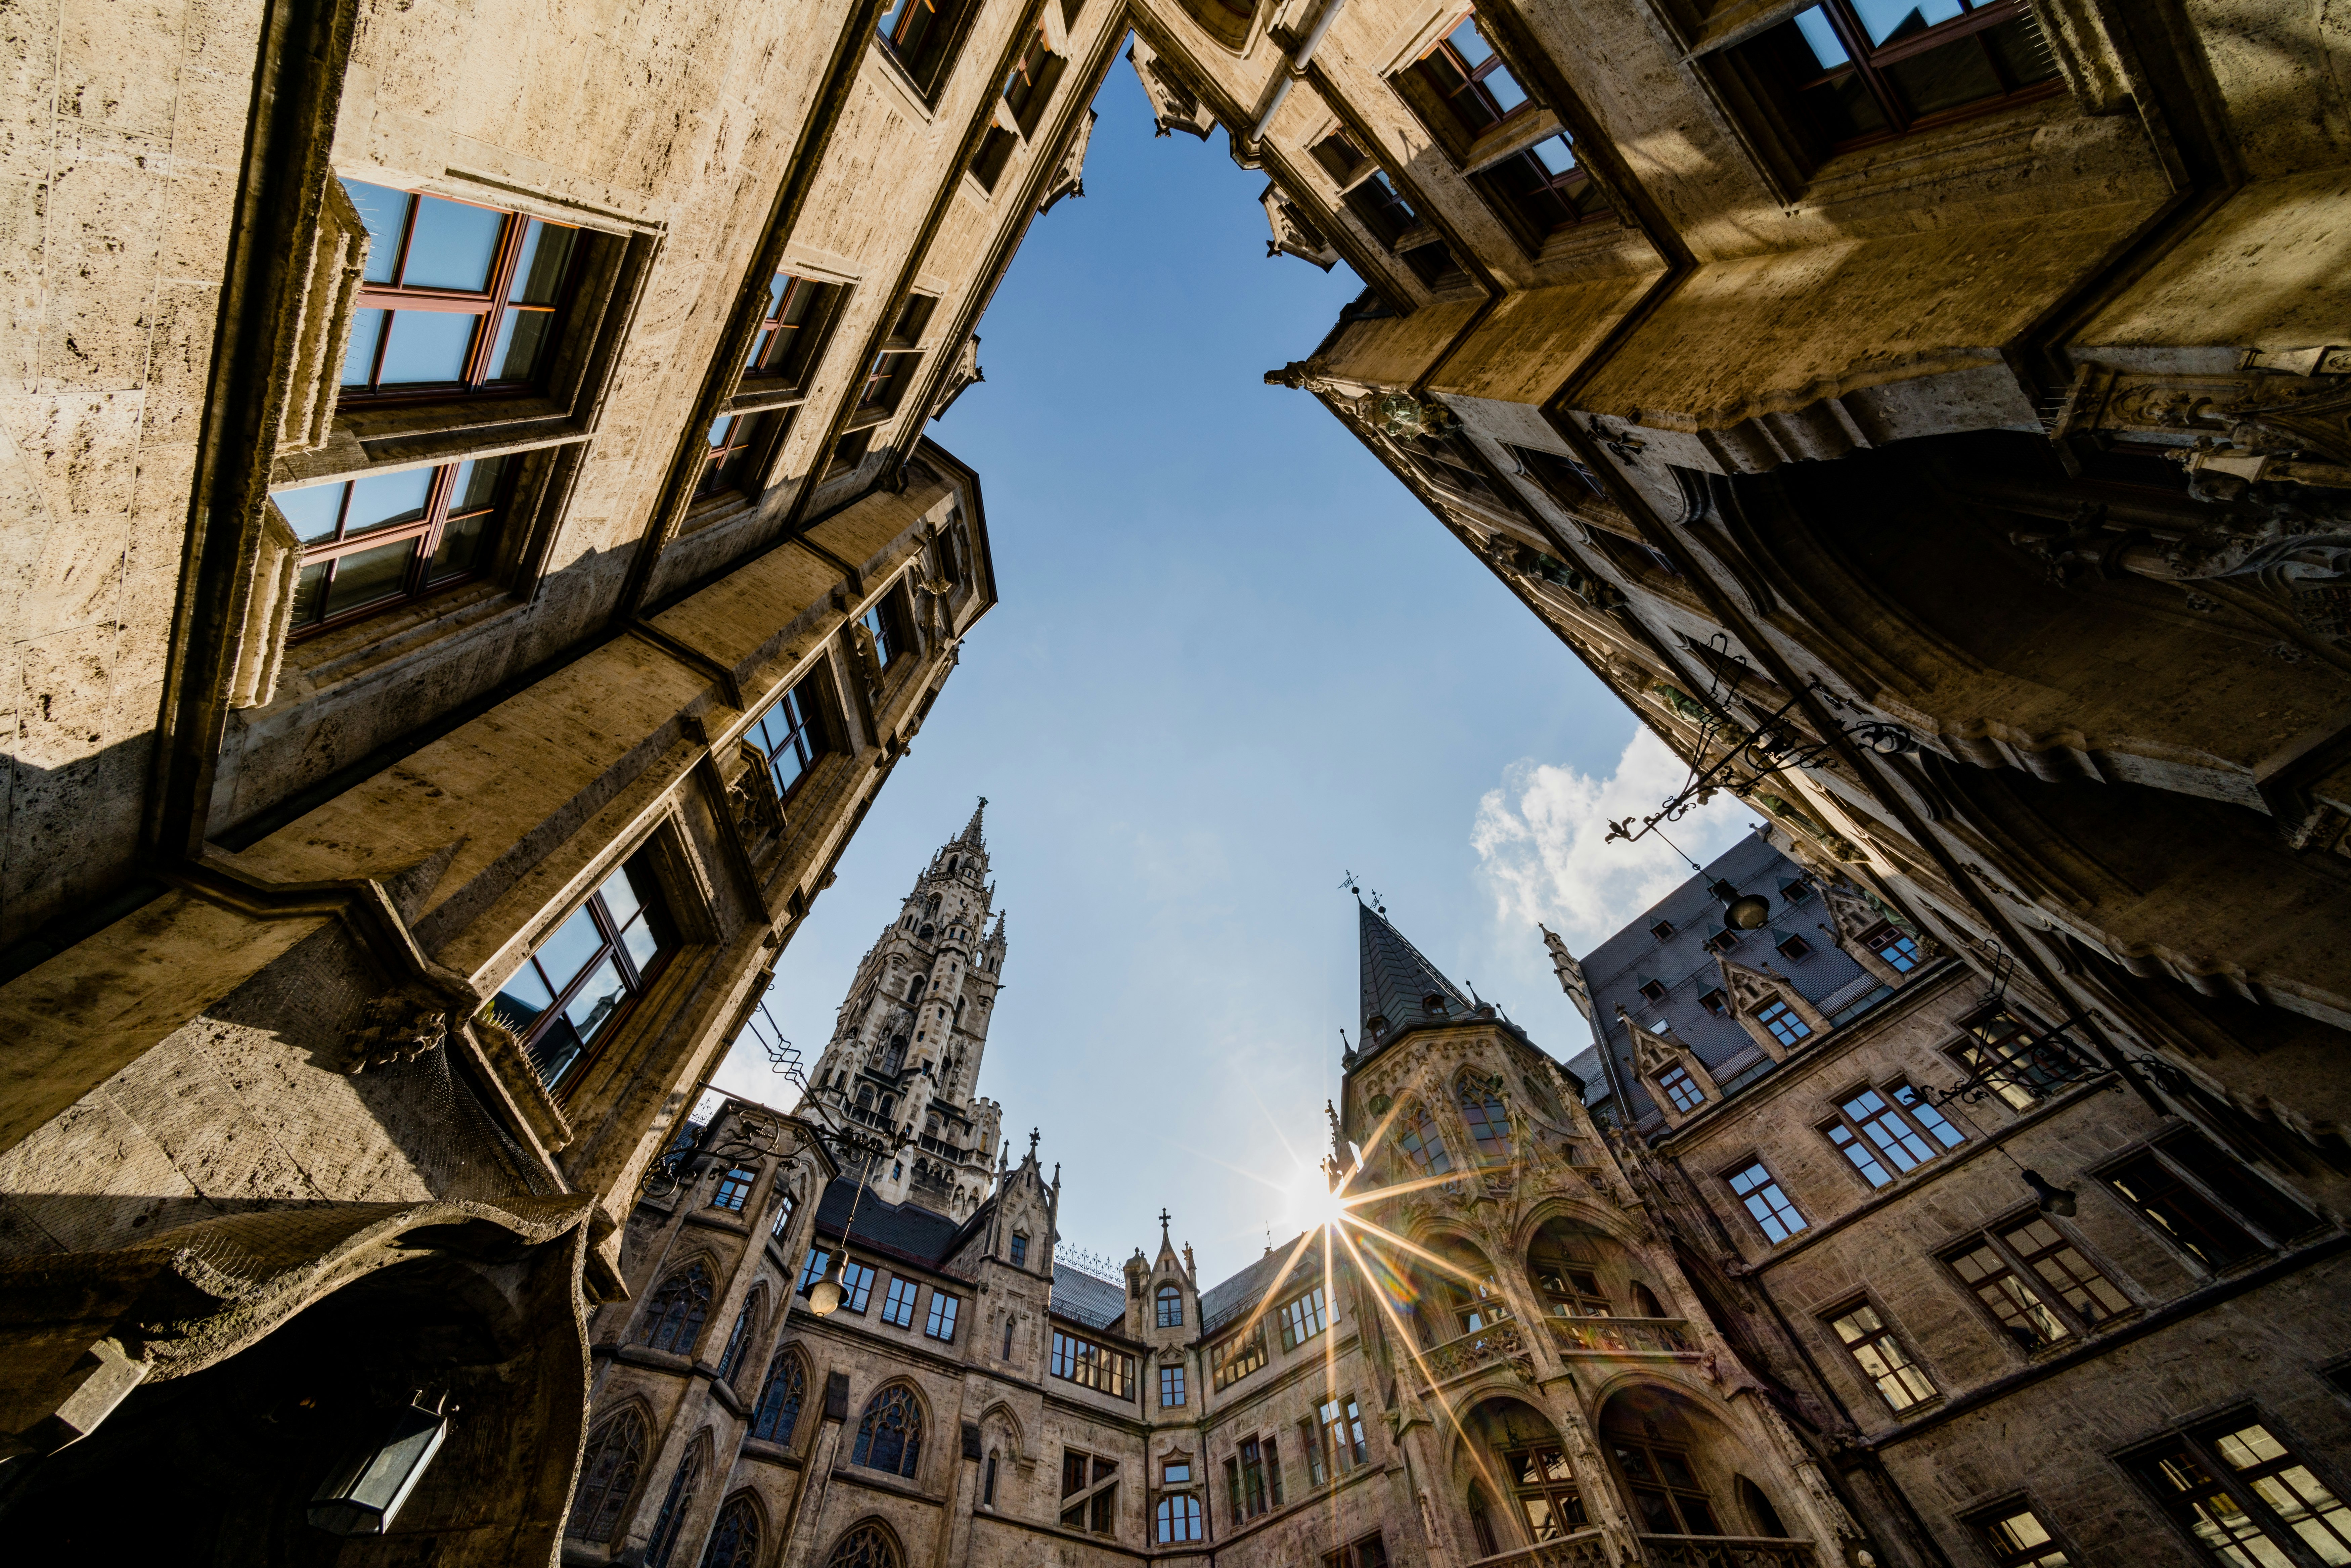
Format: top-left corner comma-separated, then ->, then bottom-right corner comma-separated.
802,800 -> 1007,1220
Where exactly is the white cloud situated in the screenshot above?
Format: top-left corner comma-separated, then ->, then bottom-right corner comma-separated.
1472,729 -> 1757,953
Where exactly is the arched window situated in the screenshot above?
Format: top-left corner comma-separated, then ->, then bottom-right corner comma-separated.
826,1523 -> 901,1568
568,1408 -> 647,1541
1398,1105 -> 1453,1175
1458,1072 -> 1512,1157
907,974 -> 926,1005
641,1262 -> 713,1354
852,1385 -> 924,1477
716,1289 -> 761,1383
1156,1493 -> 1203,1542
1631,1281 -> 1667,1319
753,1348 -> 807,1444
1468,1482 -> 1499,1556
1156,1283 -> 1184,1328
700,1494 -> 762,1568
644,1441 -> 706,1568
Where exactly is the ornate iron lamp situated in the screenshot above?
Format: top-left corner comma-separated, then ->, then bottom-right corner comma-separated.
307,1394 -> 450,1535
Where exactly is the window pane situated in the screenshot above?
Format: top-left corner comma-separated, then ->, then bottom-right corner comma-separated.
508,219 -> 576,304
620,915 -> 662,972
341,308 -> 385,385
428,509 -> 491,582
1531,135 -> 1577,176
494,960 -> 557,1031
1448,17 -> 1490,64
377,309 -> 479,385
1850,0 -> 1963,46
564,955 -> 629,1041
342,180 -> 410,282
1484,62 -> 1527,113
344,468 -> 435,535
321,539 -> 415,617
536,904 -> 608,992
490,307 -> 557,382
1791,5 -> 1850,66
273,481 -> 347,544
402,194 -> 504,289
599,863 -> 644,926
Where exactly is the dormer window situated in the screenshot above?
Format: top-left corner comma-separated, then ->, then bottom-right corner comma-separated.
1637,978 -> 1667,1003
1698,988 -> 1728,1017
1412,12 -> 1529,137
1422,991 -> 1449,1014
1011,1234 -> 1029,1267
1657,1067 -> 1704,1114
1649,920 -> 1674,941
1777,933 -> 1814,961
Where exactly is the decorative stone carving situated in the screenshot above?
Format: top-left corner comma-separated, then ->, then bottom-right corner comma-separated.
1261,183 -> 1338,269
1716,956 -> 1830,1061
347,991 -> 453,1073
1127,38 -> 1216,139
1359,391 -> 1459,442
229,501 -> 303,711
1038,108 -> 1095,215
930,334 -> 985,421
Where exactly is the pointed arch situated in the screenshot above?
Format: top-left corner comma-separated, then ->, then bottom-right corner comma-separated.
568,1401 -> 652,1541
716,1285 -> 764,1383
824,1518 -> 905,1568
752,1343 -> 810,1445
852,1382 -> 925,1477
976,1396 -> 1028,1463
699,1490 -> 766,1568
907,973 -> 926,1005
1395,1099 -> 1453,1175
645,1429 -> 712,1568
1456,1069 -> 1512,1157
640,1259 -> 715,1354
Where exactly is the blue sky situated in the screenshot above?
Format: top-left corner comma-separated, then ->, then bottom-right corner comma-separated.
707,57 -> 1751,1288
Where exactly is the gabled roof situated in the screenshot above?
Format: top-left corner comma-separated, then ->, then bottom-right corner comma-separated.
1200,1230 -> 1325,1335
1358,900 -> 1473,1051
1051,1265 -> 1127,1329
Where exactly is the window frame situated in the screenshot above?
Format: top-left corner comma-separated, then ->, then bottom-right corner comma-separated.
1158,1362 -> 1187,1408
1210,1324 -> 1268,1389
2097,1130 -> 2319,1273
1050,1329 -> 1135,1398
1155,1283 -> 1185,1328
880,1275 -> 920,1329
1755,998 -> 1813,1048
1963,1497 -> 2076,1568
740,272 -> 845,393
874,0 -> 985,99
272,455 -> 521,640
491,843 -> 682,1098
1278,1286 -> 1328,1351
925,1289 -> 960,1342
2124,1410 -> 2351,1568
1822,1297 -> 1938,1414
1821,1080 -> 1966,1189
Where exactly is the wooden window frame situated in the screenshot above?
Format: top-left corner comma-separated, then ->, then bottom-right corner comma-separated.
875,0 -> 984,99
1061,1447 -> 1121,1535
1155,1283 -> 1184,1327
1608,1437 -> 1719,1535
1657,1066 -> 1705,1115
748,670 -> 839,809
1156,1491 -> 1202,1543
1051,1329 -> 1135,1397
742,273 -> 845,392
1508,1444 -> 1592,1539
711,1166 -> 756,1211
1939,1236 -> 2071,1352
273,454 -> 519,640
926,1290 -> 960,1342
1754,997 -> 1813,1048
1158,1363 -> 1186,1407
492,844 -> 680,1097
2125,1413 -> 2351,1568
1725,1159 -> 1808,1244
1823,1298 -> 1937,1412
880,1275 -> 920,1329
1211,1324 -> 1267,1389
1409,11 -> 1534,141
1278,1286 -> 1328,1350
1822,1081 -> 1965,1188
1963,1497 -> 2076,1568
2099,1130 -> 2319,1272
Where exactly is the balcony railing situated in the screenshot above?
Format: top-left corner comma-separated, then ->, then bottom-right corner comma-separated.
1544,1314 -> 1696,1356
1641,1535 -> 1818,1568
1421,1318 -> 1526,1382
1464,1531 -> 1614,1568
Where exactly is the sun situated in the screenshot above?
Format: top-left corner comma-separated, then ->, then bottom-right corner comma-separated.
1287,1166 -> 1349,1231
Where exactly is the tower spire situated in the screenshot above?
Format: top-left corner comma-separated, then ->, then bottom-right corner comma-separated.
1356,899 -> 1473,1057
959,795 -> 987,845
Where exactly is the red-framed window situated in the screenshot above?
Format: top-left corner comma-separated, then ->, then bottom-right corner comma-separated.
697,412 -> 774,500
1482,133 -> 1609,235
875,0 -> 978,93
744,273 -> 833,383
1413,13 -> 1529,137
492,850 -> 679,1093
1742,0 -> 2060,156
1002,29 -> 1061,127
860,352 -> 920,413
272,455 -> 513,637
750,673 -> 832,801
340,180 -> 580,399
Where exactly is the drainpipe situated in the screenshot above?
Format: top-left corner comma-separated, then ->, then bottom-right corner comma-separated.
1250,0 -> 1350,144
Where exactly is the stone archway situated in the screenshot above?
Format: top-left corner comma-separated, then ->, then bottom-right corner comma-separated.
1593,1382 -> 1805,1557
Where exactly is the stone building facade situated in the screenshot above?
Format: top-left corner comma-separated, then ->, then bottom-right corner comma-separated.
1124,0 -> 2351,1178
586,828 -> 1881,1568
0,0 -> 1117,1550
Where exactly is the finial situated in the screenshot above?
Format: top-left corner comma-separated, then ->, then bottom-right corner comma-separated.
1029,1127 -> 1040,1158
1159,1207 -> 1171,1241
1326,1099 -> 1342,1144
1263,1221 -> 1273,1254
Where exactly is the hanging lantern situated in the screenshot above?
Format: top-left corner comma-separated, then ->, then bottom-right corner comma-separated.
1708,878 -> 1771,931
809,1251 -> 846,1316
308,1396 -> 450,1536
2020,1170 -> 2077,1216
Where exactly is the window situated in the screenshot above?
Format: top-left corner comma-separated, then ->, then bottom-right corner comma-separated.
1469,1485 -> 1499,1555
1479,134 -> 1608,240
1507,443 -> 1608,508
1302,1418 -> 1329,1486
1459,1074 -> 1512,1156
1611,1439 -> 1717,1534
1322,1396 -> 1368,1468
926,1290 -> 960,1342
1694,987 -> 1727,1017
569,1409 -> 648,1541
1009,1232 -> 1029,1266
2001,1218 -> 2131,1326
1755,999 -> 1812,1048
1740,1161 -> 1806,1241
1450,1267 -> 1510,1337
2132,1418 -> 2351,1568
825,427 -> 874,479
1731,1 -> 2061,167
1944,1240 -> 2069,1350
852,1386 -> 923,1477
1638,977 -> 1668,1003
1000,29 -> 1065,135
1398,1106 -> 1453,1176
881,1276 -> 919,1329
1705,929 -> 1740,954
1657,1067 -> 1705,1114
1781,879 -> 1813,904
1279,1287 -> 1327,1350
696,412 -> 774,500
645,1446 -> 703,1568
1166,1461 -> 1192,1484
1002,1315 -> 1016,1358
1776,933 -> 1813,961
1062,1449 -> 1120,1534
1234,1437 -> 1275,1519
712,1167 -> 756,1211
1412,12 -> 1529,137
752,1351 -> 805,1444
1970,1503 -> 2071,1568
1159,1363 -> 1187,1407
1157,1493 -> 1202,1543
855,295 -> 936,422
701,1496 -> 761,1568
1950,1010 -> 2086,1110
1051,1330 -> 1135,1397
1649,920 -> 1675,941
1826,1301 -> 1936,1411
743,272 -> 839,385
1211,1325 -> 1267,1389
1871,929 -> 1921,972
640,1262 -> 713,1355
1507,1445 -> 1588,1538
984,1454 -> 999,1506
1325,1534 -> 1389,1568
1156,1283 -> 1184,1327
492,849 -> 678,1093
272,455 -> 515,637
1824,1084 -> 1963,1187
1341,167 -> 1419,249
825,1524 -> 900,1568
770,1188 -> 797,1237
862,591 -> 913,670
2104,1131 -> 2317,1269
716,1294 -> 758,1381
875,0 -> 978,95
340,180 -> 578,398
797,1248 -> 874,1313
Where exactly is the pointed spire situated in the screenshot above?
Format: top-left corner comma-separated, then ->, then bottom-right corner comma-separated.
1357,899 -> 1473,1054
959,796 -> 988,846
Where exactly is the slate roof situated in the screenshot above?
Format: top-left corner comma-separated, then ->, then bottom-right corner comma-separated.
812,1176 -> 968,1271
1051,1264 -> 1127,1330
1357,900 -> 1474,1057
1577,831 -> 1889,1131
1200,1230 -> 1326,1335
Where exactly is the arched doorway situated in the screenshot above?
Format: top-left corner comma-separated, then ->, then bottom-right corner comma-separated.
1451,1396 -> 1599,1557
1526,1216 -> 1687,1353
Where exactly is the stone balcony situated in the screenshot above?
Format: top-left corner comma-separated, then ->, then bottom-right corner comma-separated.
1464,1530 -> 1615,1568
1543,1314 -> 1698,1357
1419,1318 -> 1531,1384
1640,1535 -> 1818,1568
